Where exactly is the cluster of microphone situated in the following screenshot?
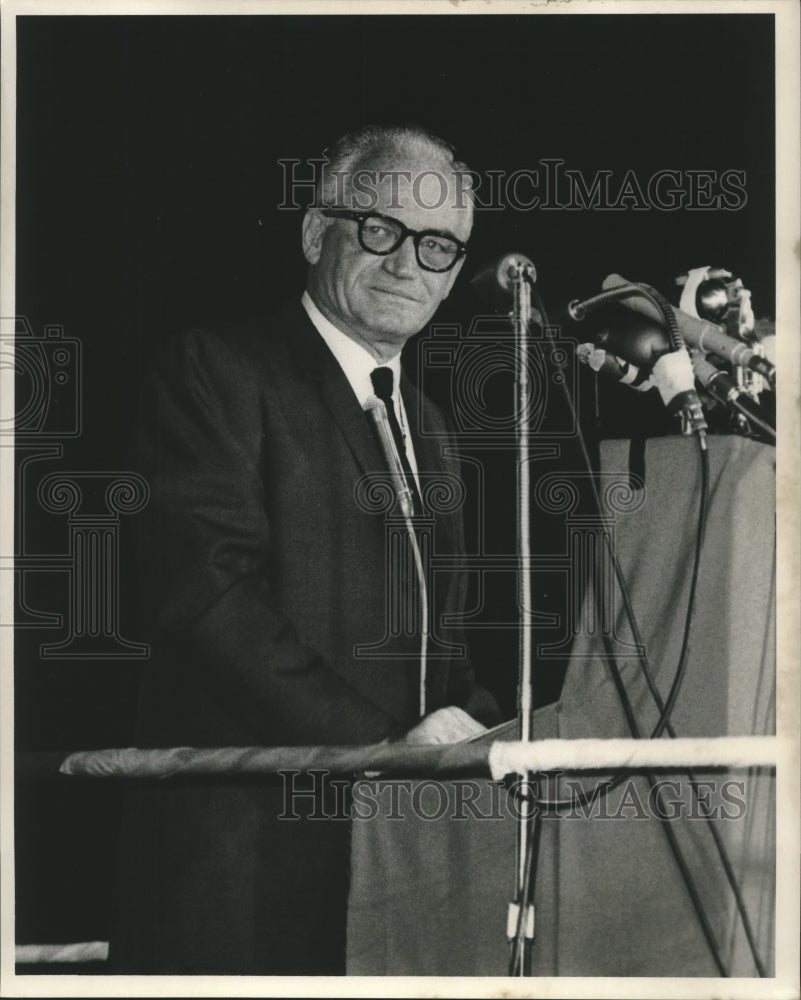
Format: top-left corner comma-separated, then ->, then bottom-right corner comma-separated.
597,273 -> 775,384
470,254 -> 776,442
588,273 -> 775,440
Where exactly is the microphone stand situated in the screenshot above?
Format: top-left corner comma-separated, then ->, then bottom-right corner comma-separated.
470,251 -> 541,974
509,260 -> 539,976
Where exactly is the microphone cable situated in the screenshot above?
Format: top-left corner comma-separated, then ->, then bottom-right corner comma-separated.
566,281 -> 711,742
649,439 -> 708,738
729,395 -> 776,443
556,358 -> 765,976
532,287 -> 707,772
505,287 -> 766,977
569,282 -> 683,350
405,510 -> 429,719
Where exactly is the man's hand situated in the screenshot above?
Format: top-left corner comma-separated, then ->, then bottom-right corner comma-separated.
397,706 -> 486,745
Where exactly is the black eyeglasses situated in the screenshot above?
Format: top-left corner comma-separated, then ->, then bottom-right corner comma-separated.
321,209 -> 468,273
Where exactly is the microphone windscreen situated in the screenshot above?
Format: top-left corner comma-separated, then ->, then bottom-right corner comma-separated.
471,253 -> 537,306
595,306 -> 671,368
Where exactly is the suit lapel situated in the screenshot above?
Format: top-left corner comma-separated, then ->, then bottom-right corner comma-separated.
401,375 -> 456,473
402,374 -> 458,541
285,303 -> 384,475
319,376 -> 385,478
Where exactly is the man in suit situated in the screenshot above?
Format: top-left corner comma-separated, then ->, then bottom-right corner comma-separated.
111,124 -> 498,975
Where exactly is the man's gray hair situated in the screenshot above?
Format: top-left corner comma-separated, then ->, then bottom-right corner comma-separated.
315,123 -> 474,211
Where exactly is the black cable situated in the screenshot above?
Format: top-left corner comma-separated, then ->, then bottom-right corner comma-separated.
549,371 -> 766,974
730,396 -> 776,443
597,479 -> 766,973
647,774 -> 729,976
549,443 -> 729,975
569,282 -> 683,352
599,627 -> 729,975
528,290 -> 768,975
683,772 -> 768,978
532,290 -> 703,791
536,291 -> 705,745
650,441 -> 708,737
633,282 -> 685,351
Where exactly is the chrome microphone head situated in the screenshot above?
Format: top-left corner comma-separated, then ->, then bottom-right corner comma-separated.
470,253 -> 537,304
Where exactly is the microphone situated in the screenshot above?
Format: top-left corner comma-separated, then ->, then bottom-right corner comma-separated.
363,395 -> 414,518
592,309 -> 671,369
602,273 -> 776,386
571,296 -> 706,433
470,253 -> 537,305
692,354 -> 775,441
691,353 -> 741,402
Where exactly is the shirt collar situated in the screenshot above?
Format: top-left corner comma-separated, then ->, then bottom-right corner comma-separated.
301,291 -> 402,407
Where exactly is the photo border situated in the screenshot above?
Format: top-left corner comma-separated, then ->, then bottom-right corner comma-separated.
1,2 -> 797,998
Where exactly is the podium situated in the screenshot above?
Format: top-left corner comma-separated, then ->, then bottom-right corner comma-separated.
346,436 -> 776,976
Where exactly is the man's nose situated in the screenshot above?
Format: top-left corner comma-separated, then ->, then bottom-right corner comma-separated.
382,234 -> 418,277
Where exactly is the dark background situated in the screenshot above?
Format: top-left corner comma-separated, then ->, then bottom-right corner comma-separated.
14,12 -> 774,956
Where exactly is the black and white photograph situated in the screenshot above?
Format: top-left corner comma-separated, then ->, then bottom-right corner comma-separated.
1,1 -> 798,996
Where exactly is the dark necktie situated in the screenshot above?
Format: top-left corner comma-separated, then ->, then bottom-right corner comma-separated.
370,367 -> 422,516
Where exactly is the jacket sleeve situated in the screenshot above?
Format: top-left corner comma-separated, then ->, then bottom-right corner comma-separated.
135,328 -> 401,746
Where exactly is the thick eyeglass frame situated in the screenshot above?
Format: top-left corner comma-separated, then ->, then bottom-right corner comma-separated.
320,208 -> 468,273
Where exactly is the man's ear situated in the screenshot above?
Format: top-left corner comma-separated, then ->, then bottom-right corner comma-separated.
302,209 -> 326,265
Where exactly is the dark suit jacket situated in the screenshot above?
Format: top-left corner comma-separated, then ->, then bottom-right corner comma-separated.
111,301 -> 494,974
